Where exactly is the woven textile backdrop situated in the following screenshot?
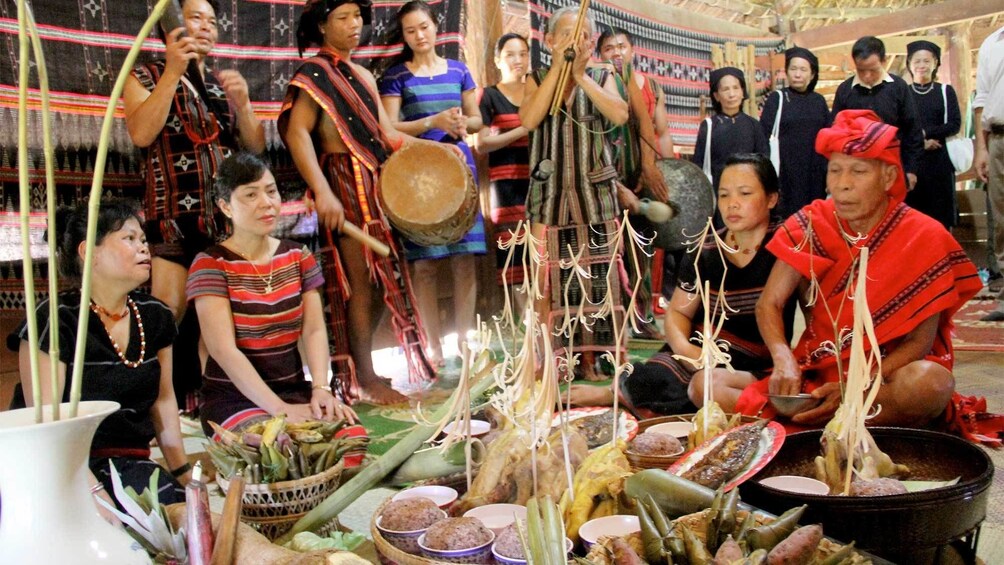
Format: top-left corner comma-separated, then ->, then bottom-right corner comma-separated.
528,0 -> 783,147
0,0 -> 466,310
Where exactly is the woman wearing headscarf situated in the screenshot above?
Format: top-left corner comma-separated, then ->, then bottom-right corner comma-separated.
692,67 -> 769,191
759,47 -> 831,218
904,40 -> 961,230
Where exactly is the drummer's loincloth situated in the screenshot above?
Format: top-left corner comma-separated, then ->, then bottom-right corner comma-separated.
320,151 -> 385,230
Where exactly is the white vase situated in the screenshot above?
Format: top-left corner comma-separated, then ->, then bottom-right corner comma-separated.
0,400 -> 153,564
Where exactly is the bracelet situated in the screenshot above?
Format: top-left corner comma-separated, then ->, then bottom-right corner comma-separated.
312,384 -> 333,393
90,482 -> 105,495
170,462 -> 191,478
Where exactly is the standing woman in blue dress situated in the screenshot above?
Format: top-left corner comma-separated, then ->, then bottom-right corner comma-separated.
903,40 -> 961,230
759,47 -> 831,218
378,0 -> 485,366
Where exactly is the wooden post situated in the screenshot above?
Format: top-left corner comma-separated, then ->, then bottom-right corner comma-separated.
947,22 -> 974,130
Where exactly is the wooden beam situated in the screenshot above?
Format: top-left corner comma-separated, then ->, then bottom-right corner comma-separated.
790,0 -> 1004,50
791,7 -> 897,20
882,35 -> 946,55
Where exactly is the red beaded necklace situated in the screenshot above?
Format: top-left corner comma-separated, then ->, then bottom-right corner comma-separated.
727,232 -> 761,255
91,297 -> 146,369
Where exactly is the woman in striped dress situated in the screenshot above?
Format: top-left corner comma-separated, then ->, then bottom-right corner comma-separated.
378,0 -> 485,366
477,33 -> 531,306
187,152 -> 357,435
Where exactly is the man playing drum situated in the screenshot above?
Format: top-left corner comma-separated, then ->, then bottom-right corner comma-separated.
520,7 -> 629,380
279,0 -> 436,404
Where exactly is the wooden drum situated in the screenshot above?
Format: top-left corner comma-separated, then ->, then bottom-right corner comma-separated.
378,142 -> 478,247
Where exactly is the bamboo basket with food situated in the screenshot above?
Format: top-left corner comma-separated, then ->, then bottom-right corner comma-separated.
207,415 -> 367,539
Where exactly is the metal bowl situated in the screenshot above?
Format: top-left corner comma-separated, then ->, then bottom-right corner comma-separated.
740,427 -> 993,564
767,393 -> 821,417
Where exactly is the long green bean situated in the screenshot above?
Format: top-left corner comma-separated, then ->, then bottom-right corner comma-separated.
68,0 -> 172,417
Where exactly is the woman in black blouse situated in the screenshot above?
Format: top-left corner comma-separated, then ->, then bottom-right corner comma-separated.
692,67 -> 769,191
570,154 -> 794,416
759,47 -> 831,218
10,199 -> 189,514
904,40 -> 961,230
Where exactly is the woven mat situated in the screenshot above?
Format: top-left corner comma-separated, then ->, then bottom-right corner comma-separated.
953,299 -> 1004,352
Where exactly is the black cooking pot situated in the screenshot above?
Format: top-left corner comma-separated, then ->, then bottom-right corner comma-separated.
739,427 -> 993,564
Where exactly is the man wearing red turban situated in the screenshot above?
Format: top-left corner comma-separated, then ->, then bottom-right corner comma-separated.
737,110 -> 982,431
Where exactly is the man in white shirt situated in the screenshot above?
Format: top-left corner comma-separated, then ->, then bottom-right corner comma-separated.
973,25 -> 1004,321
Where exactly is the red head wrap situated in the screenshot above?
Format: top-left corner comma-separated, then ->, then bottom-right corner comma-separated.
815,109 -> 906,202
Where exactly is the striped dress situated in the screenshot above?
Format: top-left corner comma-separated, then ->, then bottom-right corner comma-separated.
186,240 -> 324,433
379,59 -> 486,260
479,85 -> 529,285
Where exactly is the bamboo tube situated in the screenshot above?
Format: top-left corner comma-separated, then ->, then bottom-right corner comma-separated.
547,0 -> 590,116
23,4 -> 60,422
16,0 -> 43,424
209,471 -> 244,565
69,0 -> 173,418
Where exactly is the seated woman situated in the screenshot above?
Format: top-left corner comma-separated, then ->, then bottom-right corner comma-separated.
8,198 -> 189,509
187,152 -> 357,436
570,153 -> 795,416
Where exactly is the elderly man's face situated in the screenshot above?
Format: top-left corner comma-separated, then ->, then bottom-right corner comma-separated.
826,152 -> 897,231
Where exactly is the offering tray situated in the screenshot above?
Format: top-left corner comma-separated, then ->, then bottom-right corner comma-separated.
740,427 -> 993,564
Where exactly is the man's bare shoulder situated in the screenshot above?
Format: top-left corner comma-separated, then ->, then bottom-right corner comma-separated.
349,62 -> 378,87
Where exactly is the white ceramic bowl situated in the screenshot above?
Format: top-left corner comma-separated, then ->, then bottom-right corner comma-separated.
375,509 -> 448,554
759,475 -> 830,495
578,515 -> 641,548
418,531 -> 495,564
442,419 -> 492,438
491,536 -> 573,564
463,504 -> 527,534
646,421 -> 693,440
392,485 -> 459,508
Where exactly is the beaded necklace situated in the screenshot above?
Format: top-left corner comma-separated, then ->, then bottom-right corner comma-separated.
727,231 -> 761,255
91,297 -> 146,369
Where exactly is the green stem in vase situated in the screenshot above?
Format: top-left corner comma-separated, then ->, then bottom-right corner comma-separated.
23,3 -> 61,422
16,0 -> 43,424
68,0 -> 172,418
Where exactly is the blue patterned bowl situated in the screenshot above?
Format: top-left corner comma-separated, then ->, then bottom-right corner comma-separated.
418,531 -> 495,564
375,510 -> 446,554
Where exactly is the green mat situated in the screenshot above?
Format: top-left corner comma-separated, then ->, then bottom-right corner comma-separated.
355,338 -> 663,456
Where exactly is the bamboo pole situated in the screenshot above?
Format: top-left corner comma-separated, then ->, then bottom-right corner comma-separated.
16,0 -> 43,424
23,4 -> 60,422
68,0 -> 173,418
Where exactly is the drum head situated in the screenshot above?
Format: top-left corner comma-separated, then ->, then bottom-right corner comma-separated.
378,142 -> 477,246
650,159 -> 716,251
380,143 -> 469,225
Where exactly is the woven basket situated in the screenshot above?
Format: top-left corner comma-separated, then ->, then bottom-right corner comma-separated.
217,459 -> 345,540
372,499 -> 489,565
674,509 -> 862,563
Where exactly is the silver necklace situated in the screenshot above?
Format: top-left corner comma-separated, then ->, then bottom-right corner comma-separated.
910,82 -> 935,95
